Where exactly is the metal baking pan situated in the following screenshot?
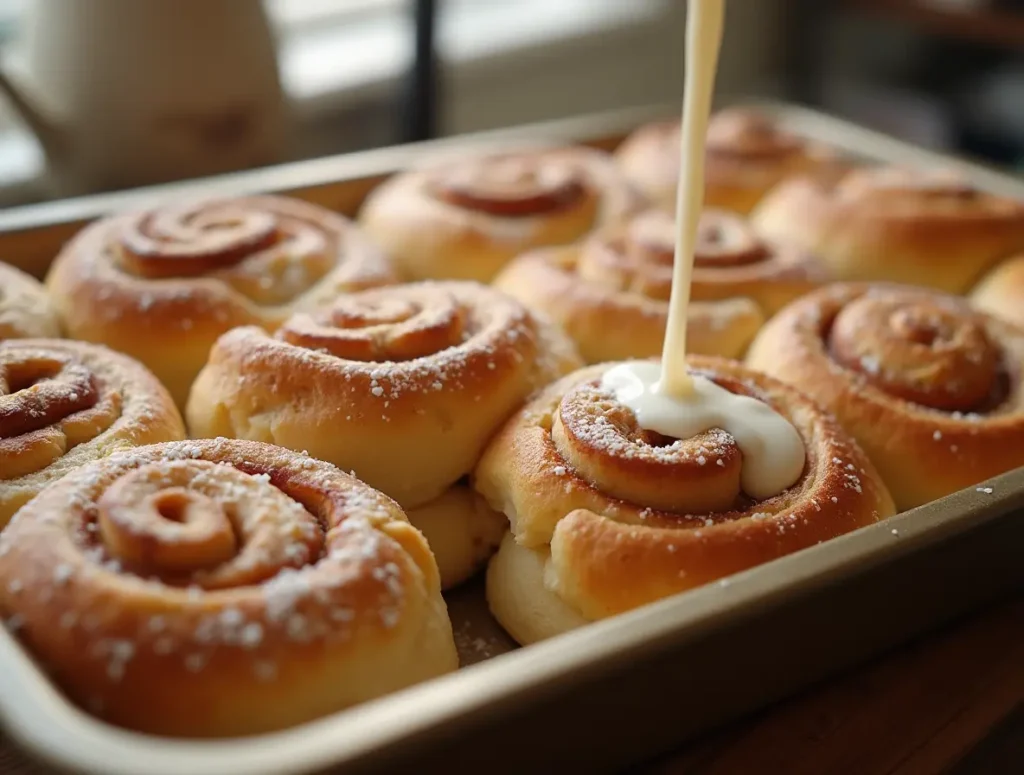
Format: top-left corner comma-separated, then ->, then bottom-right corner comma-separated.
0,101 -> 1022,775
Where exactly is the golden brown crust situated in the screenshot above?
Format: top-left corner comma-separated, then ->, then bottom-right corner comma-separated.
0,339 -> 185,526
751,166 -> 1024,293
0,438 -> 458,737
746,282 -> 1024,510
0,263 -> 61,339
493,208 -> 827,363
970,253 -> 1024,329
357,146 -> 646,282
187,281 -> 582,511
475,357 -> 894,642
616,108 -> 847,214
44,195 -> 398,408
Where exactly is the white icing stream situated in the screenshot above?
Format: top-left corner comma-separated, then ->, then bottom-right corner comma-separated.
600,0 -> 806,499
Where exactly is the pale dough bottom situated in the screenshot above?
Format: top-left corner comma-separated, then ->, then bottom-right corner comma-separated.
485,531 -> 589,645
407,486 -> 508,590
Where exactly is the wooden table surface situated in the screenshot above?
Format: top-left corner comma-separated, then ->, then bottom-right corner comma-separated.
637,595 -> 1024,775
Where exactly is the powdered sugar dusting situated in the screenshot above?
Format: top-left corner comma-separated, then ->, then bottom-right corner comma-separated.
0,439 -> 419,691
216,282 -> 575,429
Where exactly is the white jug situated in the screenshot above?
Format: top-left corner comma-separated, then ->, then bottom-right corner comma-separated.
0,0 -> 288,196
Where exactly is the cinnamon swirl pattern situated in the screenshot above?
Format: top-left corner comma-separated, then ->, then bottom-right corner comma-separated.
0,439 -> 458,737
45,195 -> 398,408
493,208 -> 826,363
0,340 -> 185,526
0,262 -> 61,340
747,283 -> 1024,510
475,357 -> 894,644
752,166 -> 1024,293
187,281 -> 582,588
616,108 -> 846,214
358,146 -> 645,282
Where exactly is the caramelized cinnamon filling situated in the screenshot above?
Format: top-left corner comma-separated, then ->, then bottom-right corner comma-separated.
705,110 -> 803,160
693,211 -> 770,267
278,290 -> 469,362
118,206 -> 279,278
575,209 -> 771,299
825,291 -> 1008,413
427,155 -> 586,217
88,459 -> 327,589
0,348 -> 127,481
551,373 -> 795,515
110,200 -> 353,307
0,358 -> 103,439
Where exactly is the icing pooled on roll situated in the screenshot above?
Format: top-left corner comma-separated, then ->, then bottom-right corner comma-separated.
601,361 -> 804,499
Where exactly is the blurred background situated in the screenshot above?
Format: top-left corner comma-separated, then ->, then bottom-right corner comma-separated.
0,0 -> 1021,208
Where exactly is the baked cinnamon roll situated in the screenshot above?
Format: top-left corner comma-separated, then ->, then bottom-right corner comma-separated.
747,282 -> 1024,510
187,281 -> 582,588
0,339 -> 184,526
752,166 -> 1024,293
0,262 -> 61,339
0,439 -> 458,737
616,107 -> 846,214
358,146 -> 645,282
45,195 -> 398,407
493,208 -> 826,363
970,254 -> 1024,330
475,356 -> 894,644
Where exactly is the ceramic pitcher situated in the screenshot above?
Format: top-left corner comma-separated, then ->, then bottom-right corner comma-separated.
0,0 -> 288,195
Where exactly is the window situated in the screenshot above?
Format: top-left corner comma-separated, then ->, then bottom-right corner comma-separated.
0,0 -> 26,46
0,0 -> 406,47
265,0 -> 404,33
0,0 -> 675,202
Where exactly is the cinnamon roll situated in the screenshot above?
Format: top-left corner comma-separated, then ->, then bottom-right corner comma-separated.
0,262 -> 61,339
475,356 -> 894,644
0,439 -> 458,737
616,108 -> 846,214
493,208 -> 826,363
187,281 -> 582,588
0,340 -> 185,526
752,166 -> 1024,293
358,146 -> 645,282
970,254 -> 1024,330
747,282 -> 1024,510
45,195 -> 398,408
